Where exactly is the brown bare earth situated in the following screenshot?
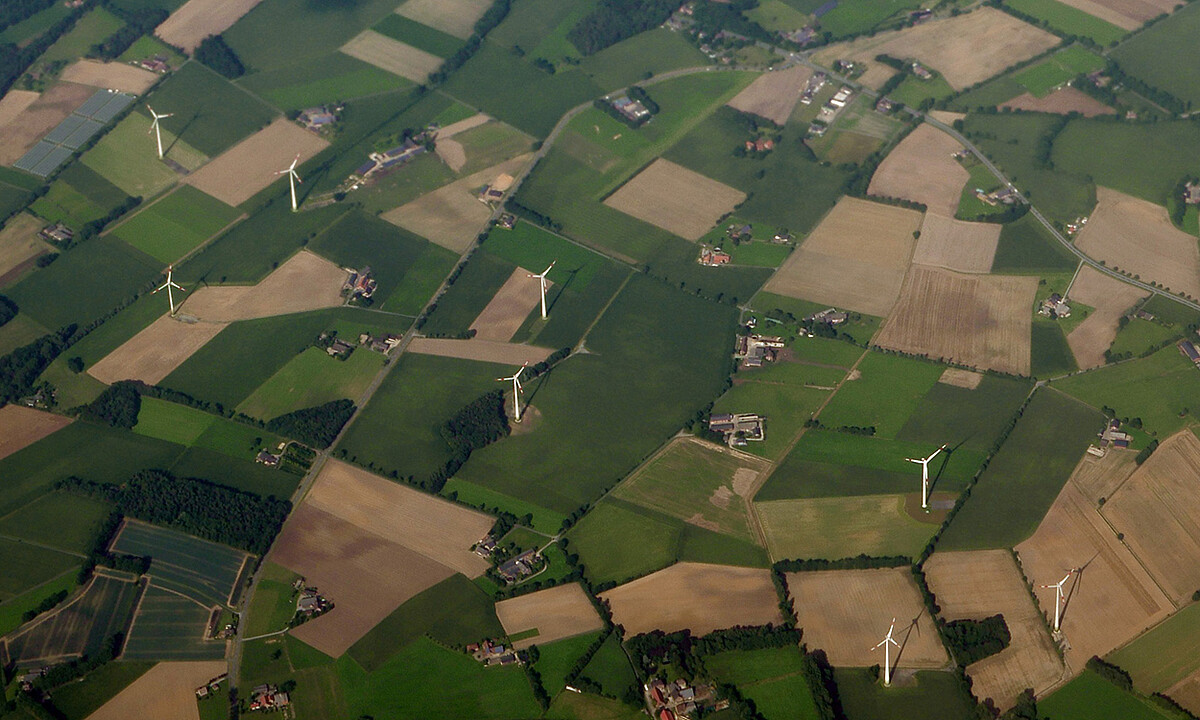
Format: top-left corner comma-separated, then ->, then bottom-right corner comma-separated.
869,123 -> 968,216
787,568 -> 948,668
814,8 -> 1058,90
926,550 -> 1064,709
341,30 -> 443,83
0,82 -> 94,165
1065,265 -> 1148,369
406,338 -> 555,365
435,138 -> 466,172
939,367 -> 983,389
1075,187 -> 1200,300
496,583 -> 604,650
1056,0 -> 1176,30
185,117 -> 328,207
1101,431 -> 1200,605
1001,87 -> 1114,117
470,267 -> 547,341
929,110 -> 966,125
913,213 -> 1001,273
604,159 -> 746,241
1068,447 -> 1138,505
178,250 -> 345,322
763,196 -> 922,316
88,315 -> 227,385
156,0 -> 264,51
0,213 -> 53,281
437,113 -> 490,138
86,660 -> 227,720
59,60 -> 159,94
1168,674 -> 1200,718
0,405 -> 71,461
601,563 -> 781,637
0,90 -> 40,131
396,0 -> 493,38
1015,477 -> 1172,673
383,154 -> 532,252
726,65 -> 814,125
875,266 -> 1037,375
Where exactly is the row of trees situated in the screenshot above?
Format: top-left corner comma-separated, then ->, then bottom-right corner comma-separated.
0,295 -> 16,328
91,3 -> 167,60
0,1 -> 87,98
0,325 -> 76,404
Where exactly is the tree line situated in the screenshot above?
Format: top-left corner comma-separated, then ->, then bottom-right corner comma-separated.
0,325 -> 76,404
195,35 -> 244,78
566,0 -> 677,55
0,295 -> 16,328
91,3 -> 167,60
265,398 -> 355,449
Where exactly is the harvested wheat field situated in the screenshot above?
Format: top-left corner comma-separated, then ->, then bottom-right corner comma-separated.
815,8 -> 1058,90
1065,265 -> 1148,369
869,124 -> 968,216
1057,0 -> 1175,30
604,159 -> 746,241
496,583 -> 604,650
925,550 -> 1063,709
763,197 -> 922,316
87,660 -> 227,720
179,250 -> 345,322
88,315 -> 227,385
436,139 -> 466,171
913,214 -> 1001,274
470,267 -> 547,341
875,266 -> 1037,375
0,405 -> 71,461
0,213 -> 53,280
939,367 -> 983,389
601,563 -> 781,637
156,0 -> 265,52
1001,87 -> 1114,117
1067,447 -> 1138,505
0,90 -> 40,131
406,338 -> 554,366
185,117 -> 328,207
1076,187 -> 1200,300
438,113 -> 490,138
1168,673 -> 1200,718
1101,431 -> 1200,605
396,0 -> 493,38
0,82 -> 94,165
342,30 -> 443,82
384,154 -> 531,252
1016,478 -> 1172,672
929,110 -> 966,126
788,568 -> 947,668
60,60 -> 159,94
726,65 -> 813,125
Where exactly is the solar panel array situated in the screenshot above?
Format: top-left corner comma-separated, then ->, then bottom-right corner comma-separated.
13,89 -> 135,177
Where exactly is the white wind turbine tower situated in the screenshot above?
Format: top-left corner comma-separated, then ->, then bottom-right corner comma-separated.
872,618 -> 901,687
906,444 -> 947,511
1042,570 -> 1074,633
497,362 -> 528,423
153,265 -> 186,316
276,154 -> 302,212
147,105 -> 173,159
529,261 -> 556,319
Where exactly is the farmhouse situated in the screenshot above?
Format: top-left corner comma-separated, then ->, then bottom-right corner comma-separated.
1038,293 -> 1070,318
1186,182 -> 1200,205
610,95 -> 651,122
735,334 -> 785,368
248,684 -> 290,712
498,549 -> 541,583
352,135 -> 427,181
708,413 -> 765,445
255,450 -> 280,467
829,86 -> 853,109
296,585 -> 333,618
135,55 -> 171,73
911,62 -> 933,80
469,639 -> 521,666
343,266 -> 377,300
698,246 -> 731,266
1099,420 -> 1132,449
299,105 -> 339,131
807,307 -> 848,325
38,222 -> 73,244
645,677 -> 717,719
1179,340 -> 1200,366
800,72 -> 826,104
480,173 -> 515,203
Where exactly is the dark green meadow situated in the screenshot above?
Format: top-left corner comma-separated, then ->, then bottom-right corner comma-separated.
237,52 -> 409,111
1039,670 -> 1188,720
834,669 -> 976,720
420,250 -> 516,336
223,0 -> 399,73
45,661 -> 154,720
1110,1 -> 1200,109
991,214 -> 1079,274
1052,119 -> 1200,207
139,62 -> 276,158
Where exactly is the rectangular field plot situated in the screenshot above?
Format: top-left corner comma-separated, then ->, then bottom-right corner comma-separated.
81,112 -> 207,199
13,90 -> 134,177
110,521 -> 248,608
122,586 -> 226,661
495,583 -> 603,650
111,186 -> 241,264
756,494 -> 942,560
0,405 -> 71,463
341,30 -> 443,83
1110,600 -> 1200,696
603,159 -> 746,241
5,575 -> 139,665
0,538 -> 81,602
0,491 -> 110,555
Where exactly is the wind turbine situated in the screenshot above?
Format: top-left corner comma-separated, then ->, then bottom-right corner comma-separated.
276,154 -> 302,212
147,104 -> 173,159
906,444 -> 947,511
497,362 -> 528,423
1041,571 -> 1074,632
872,618 -> 901,687
528,261 -> 556,319
153,265 -> 186,316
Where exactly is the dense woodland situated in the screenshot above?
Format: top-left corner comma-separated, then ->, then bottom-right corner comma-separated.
567,0 -> 677,54
265,398 -> 355,449
0,295 -> 16,328
80,381 -> 140,428
0,325 -> 75,404
442,389 -> 510,454
942,614 -> 1011,665
195,35 -> 244,78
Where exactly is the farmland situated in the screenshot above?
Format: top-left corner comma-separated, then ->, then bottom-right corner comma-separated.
1039,670 -> 1186,720
155,0 -> 265,52
869,124 -> 968,216
88,314 -> 228,386
185,117 -> 329,208
495,582 -> 603,649
110,186 -> 241,264
1065,265 -> 1149,369
122,586 -> 227,660
726,65 -> 813,125
756,494 -> 943,559
237,52 -> 408,110
1110,601 -> 1200,695
0,491 -> 110,554
85,660 -> 228,720
112,522 -> 247,608
238,346 -> 383,420
1110,1 -> 1200,108
138,62 -> 276,158
835,669 -> 978,720
4,574 -> 139,664
604,159 -> 746,241
913,215 -> 1000,274
0,405 -> 71,462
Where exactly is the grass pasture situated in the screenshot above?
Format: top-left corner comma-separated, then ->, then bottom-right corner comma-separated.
30,163 -> 131,229
133,396 -> 216,446
756,494 -> 942,560
139,62 -> 276,158
110,186 -> 240,264
373,13 -> 463,57
1052,119 -> 1200,208
0,537 -> 80,602
242,561 -> 301,637
0,491 -> 111,554
534,631 -> 603,696
1110,601 -> 1200,694
38,7 -> 124,65
712,374 -> 833,462
80,114 -> 204,200
817,0 -> 924,39
238,346 -> 383,420
223,0 -> 401,72
0,572 -> 78,637
1110,2 -> 1200,109
44,660 -> 154,720
419,250 -> 515,336
817,352 -> 945,437
835,668 -> 976,720
238,52 -> 410,110
1006,0 -> 1126,44
1040,670 -> 1186,720
443,479 -> 565,535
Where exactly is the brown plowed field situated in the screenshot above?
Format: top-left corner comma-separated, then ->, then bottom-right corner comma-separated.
396,0 -> 493,39
763,196 -> 922,316
156,0 -> 264,51
913,213 -> 1001,274
874,266 -> 1037,376
813,8 -> 1058,90
1101,431 -> 1200,605
0,213 -> 53,287
1075,187 -> 1200,300
88,315 -> 227,385
787,567 -> 947,668
1167,673 -> 1200,717
469,267 -> 547,341
341,30 -> 443,83
496,582 -> 604,650
929,110 -> 966,125
0,82 -> 94,165
406,338 -> 555,365
601,563 -> 781,637
87,660 -> 227,720
0,90 -> 39,130
726,65 -> 813,125
1065,265 -> 1147,369
437,113 -> 490,138
1015,478 -> 1172,672
604,159 -> 746,241
0,405 -> 71,461
1001,87 -> 1114,117
868,123 -> 967,216
178,250 -> 345,322
1067,447 -> 1138,505
185,117 -> 328,207
1057,0 -> 1176,29
60,60 -> 159,94
435,138 -> 466,171
925,550 -> 1064,709
939,367 -> 983,389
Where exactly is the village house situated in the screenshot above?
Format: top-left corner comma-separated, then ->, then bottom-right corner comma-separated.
1065,216 -> 1088,235
709,413 -> 765,446
735,334 -> 785,368
744,137 -> 775,152
327,339 -> 354,358
39,222 -> 73,244
698,246 -> 731,266
1179,339 -> 1200,367
1134,309 -> 1155,322
297,586 -> 333,617
298,105 -> 339,131
875,97 -> 895,113
1038,293 -> 1070,319
498,212 -> 517,229
358,332 -> 401,354
469,639 -> 522,666
976,185 -> 1019,206
807,307 -> 848,325
475,535 -> 499,558
1100,419 -> 1132,449
255,450 -> 280,467
343,266 -> 377,300
195,674 -> 227,699
135,55 -> 170,73
644,677 -> 718,720
248,684 -> 291,712
610,95 -> 651,123
498,549 -> 540,583
799,73 -> 826,105
911,61 -> 933,80
352,133 -> 428,182
784,26 -> 815,44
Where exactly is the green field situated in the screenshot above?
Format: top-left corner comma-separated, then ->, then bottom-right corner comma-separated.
1108,317 -> 1180,359
756,492 -> 940,559
991,214 -> 1079,274
1040,670 -> 1188,720
80,114 -> 204,201
535,631 -> 604,696
238,51 -> 410,110
747,0 -> 811,31
578,630 -> 638,698
223,0 -> 399,73
0,491 -> 111,554
133,396 -> 218,445
110,186 -> 240,264
0,536 -> 83,601
1109,601 -> 1200,693
121,586 -> 227,660
37,7 -> 123,64
817,0 -> 925,38
447,120 -> 535,175
46,660 -> 155,720
1031,319 -> 1078,378
706,646 -> 822,720
138,62 -> 276,158
6,574 -> 140,663
938,388 -> 1105,549
442,478 -> 567,535
117,33 -> 186,65
483,221 -> 610,291
1007,0 -> 1126,44
242,561 -> 300,637
577,27 -> 707,91
545,692 -> 646,720
1052,119 -> 1200,207
111,521 -> 246,608
1111,1 -> 1200,108
412,250 -> 516,336
835,668 -> 976,720
0,2 -> 73,45
30,163 -> 131,229
238,346 -> 383,420
373,14 -> 463,57
816,353 -> 945,436
0,571 -> 78,637
712,371 -> 833,461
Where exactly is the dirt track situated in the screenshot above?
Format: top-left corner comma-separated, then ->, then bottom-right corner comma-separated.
0,405 -> 71,461
1001,87 -> 1114,117
178,250 -> 345,322
185,117 -> 328,207
156,0 -> 265,51
88,315 -> 227,385
60,60 -> 159,94
913,213 -> 1000,274
469,267 -> 547,341
605,159 -> 746,241
726,65 -> 813,125
406,338 -> 554,365
869,123 -> 967,216
0,82 -> 94,165
87,660 -> 227,720
1066,265 -> 1148,369
496,583 -> 604,650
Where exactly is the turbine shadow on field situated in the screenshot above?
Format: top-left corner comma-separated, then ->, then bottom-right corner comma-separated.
893,612 -> 922,674
927,437 -> 970,495
164,111 -> 201,157
1061,553 -> 1098,622
546,268 -> 579,314
523,366 -> 555,410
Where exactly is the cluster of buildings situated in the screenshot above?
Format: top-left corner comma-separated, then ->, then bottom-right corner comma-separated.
194,674 -> 227,700
735,334 -> 785,368
697,246 -> 731,266
132,55 -> 171,73
352,133 -> 429,183
247,684 -> 290,712
467,639 -> 521,667
1038,293 -> 1071,319
1065,215 -> 1089,235
975,184 -> 1019,206
1179,339 -> 1200,368
298,105 -> 340,132
1089,419 -> 1134,456
645,678 -> 717,720
497,212 -> 517,229
498,548 -> 541,583
39,222 -> 73,244
295,581 -> 333,620
479,172 -> 514,204
807,307 -> 849,326
911,61 -> 933,80
812,86 -> 853,133
608,94 -> 652,124
256,440 -> 292,468
1184,181 -> 1200,205
799,72 -> 827,106
709,413 -> 765,447
744,136 -> 775,153
343,265 -> 377,301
